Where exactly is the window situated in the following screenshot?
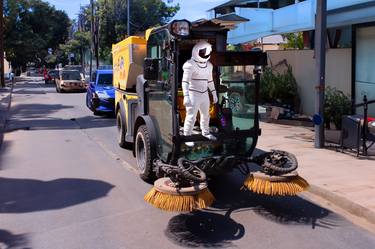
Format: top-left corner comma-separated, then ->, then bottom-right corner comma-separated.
97,74 -> 113,85
62,71 -> 81,80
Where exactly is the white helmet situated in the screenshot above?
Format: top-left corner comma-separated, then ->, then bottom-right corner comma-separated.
192,41 -> 212,63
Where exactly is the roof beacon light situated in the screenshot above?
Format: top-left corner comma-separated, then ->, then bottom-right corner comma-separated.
171,20 -> 190,37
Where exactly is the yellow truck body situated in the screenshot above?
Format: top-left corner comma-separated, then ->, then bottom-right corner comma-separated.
112,36 -> 147,91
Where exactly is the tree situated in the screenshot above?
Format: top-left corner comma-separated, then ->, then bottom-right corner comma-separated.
4,0 -> 70,72
282,32 -> 304,50
58,31 -> 91,67
61,0 -> 179,66
96,0 -> 179,61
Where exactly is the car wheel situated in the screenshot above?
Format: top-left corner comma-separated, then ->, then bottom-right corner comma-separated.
135,125 -> 155,182
86,94 -> 90,108
117,111 -> 132,149
86,94 -> 93,111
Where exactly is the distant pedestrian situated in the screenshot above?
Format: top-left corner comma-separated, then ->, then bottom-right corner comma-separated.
43,66 -> 51,84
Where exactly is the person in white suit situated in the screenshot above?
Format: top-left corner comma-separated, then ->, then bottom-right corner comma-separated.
182,41 -> 218,146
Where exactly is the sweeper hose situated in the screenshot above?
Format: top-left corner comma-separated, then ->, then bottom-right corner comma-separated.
260,150 -> 298,175
177,158 -> 206,183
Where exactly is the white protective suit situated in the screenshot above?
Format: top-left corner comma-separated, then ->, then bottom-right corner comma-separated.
182,41 -> 218,139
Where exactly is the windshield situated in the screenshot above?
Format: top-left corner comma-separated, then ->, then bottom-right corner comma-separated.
218,65 -> 256,131
97,73 -> 113,85
62,71 -> 81,80
180,65 -> 257,160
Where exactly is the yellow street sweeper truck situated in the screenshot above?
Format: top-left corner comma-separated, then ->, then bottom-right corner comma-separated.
113,18 -> 309,212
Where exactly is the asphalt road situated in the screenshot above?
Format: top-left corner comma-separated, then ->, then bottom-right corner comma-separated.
1,78 -> 375,249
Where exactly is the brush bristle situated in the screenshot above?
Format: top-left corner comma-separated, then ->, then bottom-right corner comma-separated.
244,174 -> 309,196
144,188 -> 215,212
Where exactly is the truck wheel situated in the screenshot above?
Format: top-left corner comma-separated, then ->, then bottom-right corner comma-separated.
117,111 -> 132,149
135,125 -> 155,182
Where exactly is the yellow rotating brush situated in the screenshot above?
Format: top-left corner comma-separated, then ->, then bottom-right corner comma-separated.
244,150 -> 309,196
144,177 -> 215,212
244,171 -> 309,196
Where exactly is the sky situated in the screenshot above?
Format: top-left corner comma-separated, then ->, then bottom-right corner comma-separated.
46,0 -> 226,21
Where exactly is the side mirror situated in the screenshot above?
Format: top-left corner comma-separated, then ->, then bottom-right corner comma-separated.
144,58 -> 159,81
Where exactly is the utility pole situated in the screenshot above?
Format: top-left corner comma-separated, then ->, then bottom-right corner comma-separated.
94,5 -> 99,69
89,0 -> 94,80
314,0 -> 327,148
127,0 -> 131,36
0,0 -> 5,88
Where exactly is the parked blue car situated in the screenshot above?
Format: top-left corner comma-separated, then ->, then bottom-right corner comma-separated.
86,69 -> 115,115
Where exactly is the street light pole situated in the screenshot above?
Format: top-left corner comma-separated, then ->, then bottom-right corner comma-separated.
314,0 -> 327,148
127,0 -> 131,36
0,0 -> 5,88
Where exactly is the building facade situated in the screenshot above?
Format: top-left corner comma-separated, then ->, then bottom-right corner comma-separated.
210,0 -> 375,116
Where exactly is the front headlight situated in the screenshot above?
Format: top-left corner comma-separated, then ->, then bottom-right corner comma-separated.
97,92 -> 109,99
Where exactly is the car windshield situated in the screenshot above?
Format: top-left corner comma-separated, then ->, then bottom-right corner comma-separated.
62,71 -> 81,80
97,73 -> 112,85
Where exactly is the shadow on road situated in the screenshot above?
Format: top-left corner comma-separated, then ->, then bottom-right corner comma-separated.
0,230 -> 29,249
12,89 -> 47,95
208,172 -> 341,229
0,140 -> 12,170
6,102 -> 115,131
9,103 -> 74,120
74,115 -> 115,129
0,177 -> 114,213
165,210 -> 245,248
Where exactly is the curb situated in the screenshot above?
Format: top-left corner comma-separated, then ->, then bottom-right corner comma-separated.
308,184 -> 375,226
0,82 -> 14,147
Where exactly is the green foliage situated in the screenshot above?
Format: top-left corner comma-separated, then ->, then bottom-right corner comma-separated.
324,87 -> 352,130
4,0 -> 70,69
226,44 -> 242,51
44,54 -> 57,67
282,32 -> 304,49
59,31 -> 91,66
96,0 -> 179,61
260,65 -> 300,110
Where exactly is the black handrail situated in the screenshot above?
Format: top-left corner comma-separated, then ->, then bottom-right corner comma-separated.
353,95 -> 375,156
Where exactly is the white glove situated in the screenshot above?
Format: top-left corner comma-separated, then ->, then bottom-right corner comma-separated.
183,96 -> 192,107
212,92 -> 218,104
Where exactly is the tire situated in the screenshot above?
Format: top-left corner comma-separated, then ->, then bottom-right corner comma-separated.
135,125 -> 155,182
117,111 -> 132,149
86,94 -> 91,110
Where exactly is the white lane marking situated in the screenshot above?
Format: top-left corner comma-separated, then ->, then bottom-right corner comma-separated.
71,119 -> 138,175
34,79 -> 139,175
86,132 -> 138,175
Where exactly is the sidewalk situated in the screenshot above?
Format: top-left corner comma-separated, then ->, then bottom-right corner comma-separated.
0,81 -> 13,146
257,121 -> 375,226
